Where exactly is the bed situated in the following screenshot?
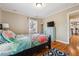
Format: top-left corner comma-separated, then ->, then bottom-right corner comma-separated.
0,31 -> 51,56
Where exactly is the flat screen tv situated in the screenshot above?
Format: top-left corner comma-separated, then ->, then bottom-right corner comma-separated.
47,21 -> 55,27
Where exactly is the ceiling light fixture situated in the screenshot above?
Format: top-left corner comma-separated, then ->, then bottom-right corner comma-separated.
36,3 -> 42,8
33,3 -> 46,8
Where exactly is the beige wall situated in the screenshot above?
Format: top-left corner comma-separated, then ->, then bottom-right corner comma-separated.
1,10 -> 43,34
0,9 -> 2,22
37,18 -> 44,33
1,10 -> 28,34
44,5 -> 79,44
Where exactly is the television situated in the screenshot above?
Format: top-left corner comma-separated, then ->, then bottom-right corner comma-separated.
47,21 -> 55,27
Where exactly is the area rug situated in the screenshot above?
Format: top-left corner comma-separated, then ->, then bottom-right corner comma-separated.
43,48 -> 68,56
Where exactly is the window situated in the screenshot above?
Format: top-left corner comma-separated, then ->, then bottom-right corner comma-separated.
29,19 -> 37,34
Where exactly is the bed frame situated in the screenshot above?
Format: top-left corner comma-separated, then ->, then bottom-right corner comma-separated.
12,35 -> 51,56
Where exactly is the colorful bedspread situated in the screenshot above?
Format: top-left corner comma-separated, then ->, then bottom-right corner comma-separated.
0,36 -> 31,56
0,32 -> 48,56
31,34 -> 48,47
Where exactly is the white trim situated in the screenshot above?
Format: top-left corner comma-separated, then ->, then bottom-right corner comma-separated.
47,4 -> 79,18
66,9 -> 79,45
67,13 -> 70,45
68,9 -> 79,15
56,40 -> 69,44
0,8 -> 28,17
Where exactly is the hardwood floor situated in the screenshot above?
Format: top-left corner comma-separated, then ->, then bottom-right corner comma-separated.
33,41 -> 68,56
33,35 -> 79,56
51,41 -> 68,54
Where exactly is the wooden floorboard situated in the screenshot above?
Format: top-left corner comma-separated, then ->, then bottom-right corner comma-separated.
33,41 -> 68,56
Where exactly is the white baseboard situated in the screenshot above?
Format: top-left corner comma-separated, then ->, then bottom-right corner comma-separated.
56,40 -> 69,44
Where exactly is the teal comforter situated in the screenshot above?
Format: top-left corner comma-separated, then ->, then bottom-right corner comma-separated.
0,34 -> 47,56
11,36 -> 32,55
0,36 -> 31,56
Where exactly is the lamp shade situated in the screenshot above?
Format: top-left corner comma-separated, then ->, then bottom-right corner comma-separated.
3,23 -> 9,29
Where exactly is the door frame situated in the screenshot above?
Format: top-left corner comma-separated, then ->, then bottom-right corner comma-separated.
67,9 -> 79,44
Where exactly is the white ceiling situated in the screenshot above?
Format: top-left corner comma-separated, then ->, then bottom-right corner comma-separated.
0,3 -> 79,18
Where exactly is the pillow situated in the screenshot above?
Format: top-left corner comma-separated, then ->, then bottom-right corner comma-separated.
32,34 -> 40,42
0,30 -> 3,33
38,35 -> 47,43
2,30 -> 16,42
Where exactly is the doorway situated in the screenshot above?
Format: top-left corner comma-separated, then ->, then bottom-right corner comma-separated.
68,10 -> 79,38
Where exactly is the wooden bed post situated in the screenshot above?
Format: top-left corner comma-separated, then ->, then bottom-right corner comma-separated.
48,35 -> 51,49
